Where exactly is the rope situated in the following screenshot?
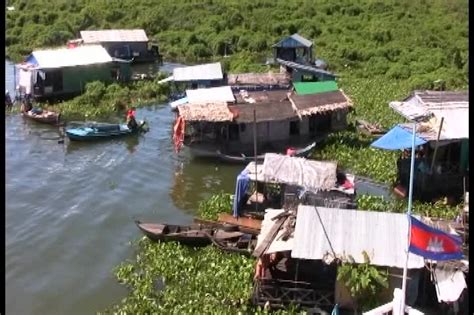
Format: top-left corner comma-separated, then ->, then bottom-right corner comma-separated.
313,207 -> 338,262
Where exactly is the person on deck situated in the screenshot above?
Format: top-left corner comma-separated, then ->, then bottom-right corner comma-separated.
5,90 -> 12,109
20,98 -> 33,113
126,107 -> 139,130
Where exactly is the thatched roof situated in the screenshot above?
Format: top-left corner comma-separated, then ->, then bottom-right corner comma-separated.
177,102 -> 234,122
291,90 -> 353,116
227,72 -> 290,86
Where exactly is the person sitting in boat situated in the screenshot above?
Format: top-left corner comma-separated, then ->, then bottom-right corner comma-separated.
126,107 -> 139,130
5,90 -> 13,109
20,98 -> 33,113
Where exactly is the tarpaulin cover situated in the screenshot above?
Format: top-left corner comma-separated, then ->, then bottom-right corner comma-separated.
371,125 -> 427,150
293,81 -> 338,95
232,169 -> 250,217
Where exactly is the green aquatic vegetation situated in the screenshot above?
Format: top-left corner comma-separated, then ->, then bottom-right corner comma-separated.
311,130 -> 399,185
43,78 -> 171,121
356,194 -> 461,220
197,191 -> 233,221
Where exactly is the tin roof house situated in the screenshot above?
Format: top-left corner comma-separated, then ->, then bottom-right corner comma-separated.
371,90 -> 469,201
17,45 -> 131,101
68,29 -> 161,64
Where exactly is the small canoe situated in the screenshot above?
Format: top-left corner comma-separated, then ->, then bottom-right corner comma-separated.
65,120 -> 147,141
22,110 -> 60,125
135,220 -> 249,247
216,141 -> 317,164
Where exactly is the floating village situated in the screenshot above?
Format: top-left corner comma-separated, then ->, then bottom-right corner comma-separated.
6,28 -> 469,315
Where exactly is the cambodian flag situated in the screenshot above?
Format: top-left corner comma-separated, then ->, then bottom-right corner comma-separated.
408,215 -> 464,261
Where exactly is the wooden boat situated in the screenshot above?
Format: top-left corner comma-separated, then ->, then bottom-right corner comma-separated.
217,213 -> 262,234
22,109 -> 61,125
135,220 -> 248,247
135,220 -> 213,247
65,120 -> 147,141
193,217 -> 260,235
216,141 -> 317,164
209,232 -> 257,257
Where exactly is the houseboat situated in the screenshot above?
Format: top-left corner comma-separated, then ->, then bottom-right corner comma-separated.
372,90 -> 468,201
172,85 -> 353,161
68,29 -> 162,64
17,45 -> 131,101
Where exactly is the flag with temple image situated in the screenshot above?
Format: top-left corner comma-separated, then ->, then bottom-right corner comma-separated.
408,215 -> 464,261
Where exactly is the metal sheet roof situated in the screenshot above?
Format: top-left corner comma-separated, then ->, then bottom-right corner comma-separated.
255,209 -> 294,254
80,29 -> 148,43
186,86 -> 235,103
390,90 -> 468,140
291,205 -> 425,269
293,81 -> 338,95
28,45 -> 112,69
273,33 -> 313,48
433,266 -> 467,302
173,62 -> 223,81
276,58 -> 336,77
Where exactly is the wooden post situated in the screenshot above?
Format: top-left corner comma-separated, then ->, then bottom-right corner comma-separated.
430,117 -> 445,173
254,107 -> 258,213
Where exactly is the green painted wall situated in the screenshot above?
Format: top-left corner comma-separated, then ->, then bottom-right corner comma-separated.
62,63 -> 114,93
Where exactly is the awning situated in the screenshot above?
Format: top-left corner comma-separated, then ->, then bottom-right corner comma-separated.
371,125 -> 427,150
158,76 -> 174,84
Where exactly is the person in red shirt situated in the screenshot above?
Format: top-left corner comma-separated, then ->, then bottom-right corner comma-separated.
126,107 -> 138,130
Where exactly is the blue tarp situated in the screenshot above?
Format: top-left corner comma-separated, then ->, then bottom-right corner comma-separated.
371,125 -> 427,150
232,169 -> 250,217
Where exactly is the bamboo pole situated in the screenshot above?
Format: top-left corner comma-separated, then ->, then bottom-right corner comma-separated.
430,117 -> 445,173
254,107 -> 258,213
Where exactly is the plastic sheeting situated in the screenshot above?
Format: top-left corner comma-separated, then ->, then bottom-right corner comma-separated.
371,125 -> 427,150
262,153 -> 337,193
433,266 -> 467,302
232,169 -> 250,217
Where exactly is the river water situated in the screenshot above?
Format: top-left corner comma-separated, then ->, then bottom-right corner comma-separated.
5,60 -> 390,315
5,60 -> 241,315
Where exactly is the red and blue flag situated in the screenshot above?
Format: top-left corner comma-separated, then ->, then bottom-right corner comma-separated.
409,215 -> 464,261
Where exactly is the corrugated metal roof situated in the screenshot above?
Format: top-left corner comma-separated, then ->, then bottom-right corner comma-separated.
29,45 -> 112,69
276,58 -> 336,77
291,205 -> 425,269
293,81 -> 339,95
186,86 -> 235,103
390,90 -> 468,140
80,29 -> 148,43
255,209 -> 294,254
173,62 -> 223,81
273,33 -> 313,48
433,266 -> 467,302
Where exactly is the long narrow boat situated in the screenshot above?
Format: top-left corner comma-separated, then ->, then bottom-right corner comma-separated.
135,220 -> 247,247
216,141 -> 317,164
65,120 -> 147,141
22,109 -> 61,125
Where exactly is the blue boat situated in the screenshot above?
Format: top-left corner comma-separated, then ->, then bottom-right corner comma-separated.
65,120 -> 148,141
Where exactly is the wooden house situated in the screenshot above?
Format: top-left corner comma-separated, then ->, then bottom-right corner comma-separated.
17,45 -> 131,101
172,87 -> 353,160
372,90 -> 469,201
272,33 -> 314,64
76,29 -> 162,64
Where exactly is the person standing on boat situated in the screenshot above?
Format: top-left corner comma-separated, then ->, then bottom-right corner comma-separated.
126,107 -> 139,130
